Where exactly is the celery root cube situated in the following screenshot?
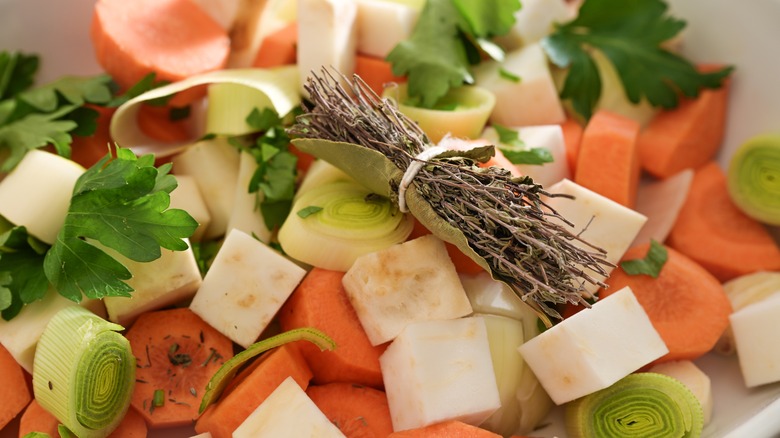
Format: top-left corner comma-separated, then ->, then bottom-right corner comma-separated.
730,292 -> 780,387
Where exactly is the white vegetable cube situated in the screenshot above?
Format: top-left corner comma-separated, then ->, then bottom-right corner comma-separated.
474,43 -> 566,127
482,124 -> 571,187
355,0 -> 419,58
342,234 -> 473,346
189,229 -> 306,348
226,151 -> 272,243
0,150 -> 84,244
169,175 -> 211,242
104,244 -> 202,326
730,292 -> 780,387
297,0 -> 358,95
233,376 -> 345,438
518,286 -> 668,405
506,0 -> 574,46
545,179 -> 647,295
379,316 -> 501,431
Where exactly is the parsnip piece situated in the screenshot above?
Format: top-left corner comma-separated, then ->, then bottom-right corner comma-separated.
459,271 -> 530,320
649,360 -> 713,424
342,234 -> 473,346
497,0 -> 574,49
379,316 -> 501,432
0,150 -> 84,244
729,292 -> 780,387
481,124 -> 571,187
355,0 -> 419,58
169,175 -> 211,242
518,286 -> 668,405
233,376 -> 346,437
226,151 -> 272,243
297,0 -> 358,95
631,169 -> 693,246
474,43 -> 566,127
103,244 -> 202,327
171,137 -> 240,239
545,179 -> 647,295
189,229 -> 306,348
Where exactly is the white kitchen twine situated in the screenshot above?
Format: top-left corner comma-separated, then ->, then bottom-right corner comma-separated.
398,145 -> 448,213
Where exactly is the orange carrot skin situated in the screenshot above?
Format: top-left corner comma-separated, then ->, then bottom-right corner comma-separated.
69,104 -> 115,168
0,343 -> 32,430
388,420 -> 503,437
278,268 -> 387,388
667,162 -> 780,281
575,110 -> 641,208
637,65 -> 731,179
18,401 -> 147,438
252,23 -> 298,68
307,382 -> 394,438
600,242 -> 732,365
194,344 -> 313,438
126,308 -> 234,429
355,55 -> 407,96
136,104 -> 192,143
560,116 -> 583,175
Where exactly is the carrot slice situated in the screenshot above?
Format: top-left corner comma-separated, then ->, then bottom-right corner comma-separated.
69,104 -> 115,168
278,268 -> 386,388
18,401 -> 147,438
637,65 -> 731,179
388,420 -> 503,437
194,344 -> 313,438
125,308 -> 234,428
560,116 -> 583,175
306,382 -> 393,437
136,104 -> 193,143
289,143 -> 316,174
252,23 -> 298,68
0,343 -> 31,430
91,0 -> 230,90
408,219 -> 484,275
600,242 -> 732,364
574,110 -> 641,208
667,162 -> 780,281
355,55 -> 406,96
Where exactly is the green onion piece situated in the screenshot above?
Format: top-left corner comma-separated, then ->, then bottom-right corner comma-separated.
32,306 -> 135,438
565,372 -> 704,438
199,327 -> 335,414
278,180 -> 414,271
727,134 -> 780,225
153,389 -> 165,407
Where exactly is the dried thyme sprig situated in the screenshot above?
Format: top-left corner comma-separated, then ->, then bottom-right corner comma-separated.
288,69 -> 613,320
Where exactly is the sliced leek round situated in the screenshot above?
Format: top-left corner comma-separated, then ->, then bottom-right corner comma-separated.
32,306 -> 135,438
566,372 -> 703,438
279,180 -> 414,271
728,134 -> 780,225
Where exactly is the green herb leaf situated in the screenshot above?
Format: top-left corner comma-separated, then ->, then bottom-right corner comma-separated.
107,72 -> 170,107
493,123 -> 524,148
499,68 -> 521,83
43,148 -> 199,302
0,225 -> 49,320
493,124 -> 554,165
542,0 -> 733,121
297,206 -> 323,218
0,52 -> 38,100
0,111 -> 78,170
153,389 -> 165,407
620,239 -> 668,278
451,0 -> 520,38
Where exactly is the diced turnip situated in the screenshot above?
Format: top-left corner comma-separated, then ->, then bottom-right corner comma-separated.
649,360 -> 713,424
226,151 -> 272,243
631,169 -> 693,246
518,286 -> 668,405
0,150 -> 84,244
379,316 -> 501,432
481,124 -> 571,187
169,175 -> 211,242
171,137 -> 240,239
103,243 -> 202,327
355,0 -> 419,58
189,229 -> 307,348
233,376 -> 346,437
729,292 -> 780,387
545,179 -> 647,295
474,43 -> 566,127
459,271 -> 530,320
342,234 -> 473,346
497,0 -> 574,49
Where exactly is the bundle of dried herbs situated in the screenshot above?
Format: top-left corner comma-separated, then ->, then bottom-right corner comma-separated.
288,69 -> 612,322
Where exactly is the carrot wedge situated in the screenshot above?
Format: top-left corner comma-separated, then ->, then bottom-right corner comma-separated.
0,343 -> 31,430
18,400 -> 147,438
355,55 -> 406,96
574,110 -> 641,208
307,382 -> 394,437
560,116 -> 583,175
252,22 -> 298,68
667,162 -> 780,281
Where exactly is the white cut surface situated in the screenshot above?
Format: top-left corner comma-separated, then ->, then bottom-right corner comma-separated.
169,174 -> 211,242
632,169 -> 694,246
482,124 -> 571,187
342,234 -> 473,346
233,376 -> 346,438
189,229 -> 306,348
226,151 -> 272,243
205,82 -> 273,135
355,0 -> 419,57
459,271 -> 530,320
730,292 -> 780,388
380,316 -> 501,432
0,150 -> 84,244
518,286 -> 668,405
502,0 -> 574,48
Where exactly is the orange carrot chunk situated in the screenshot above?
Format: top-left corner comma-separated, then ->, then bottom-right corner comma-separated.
388,420 -> 503,437
600,242 -> 732,365
91,0 -> 230,90
355,55 -> 406,96
667,162 -> 780,281
125,308 -> 234,428
252,23 -> 298,68
69,104 -> 115,168
136,104 -> 193,143
0,343 -> 31,430
18,401 -> 147,438
560,116 -> 583,175
194,344 -> 313,438
278,268 -> 386,388
637,65 -> 731,179
574,110 -> 641,208
306,382 -> 394,438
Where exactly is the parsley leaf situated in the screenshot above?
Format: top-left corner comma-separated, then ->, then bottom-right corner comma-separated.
297,206 -> 323,218
493,124 -> 554,165
0,224 -> 49,320
43,148 -> 199,302
620,239 -> 668,278
0,52 -> 38,100
542,0 -> 733,121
